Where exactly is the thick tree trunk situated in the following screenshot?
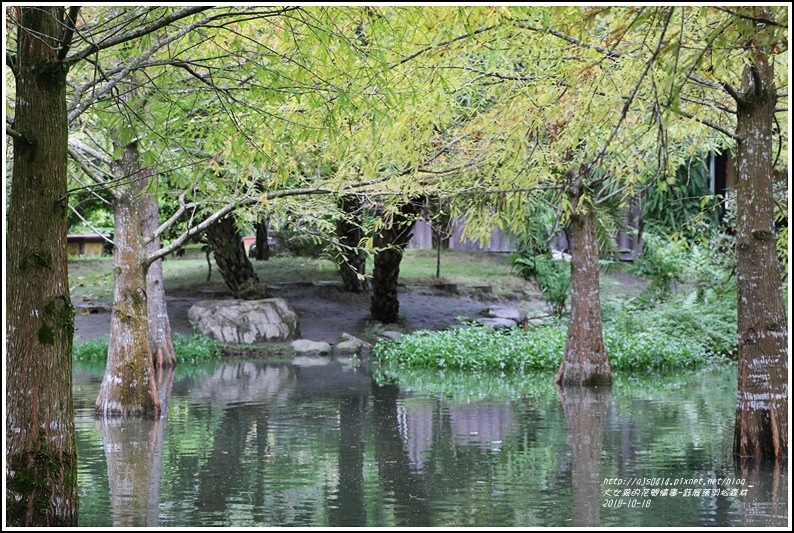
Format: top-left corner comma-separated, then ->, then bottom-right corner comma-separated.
206,215 -> 268,299
95,142 -> 160,418
142,192 -> 176,368
5,7 -> 79,526
337,195 -> 368,293
371,199 -> 422,323
556,197 -> 611,386
254,216 -> 271,261
732,50 -> 787,462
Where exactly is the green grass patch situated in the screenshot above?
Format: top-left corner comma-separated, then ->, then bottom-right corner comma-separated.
373,294 -> 736,373
73,333 -> 221,363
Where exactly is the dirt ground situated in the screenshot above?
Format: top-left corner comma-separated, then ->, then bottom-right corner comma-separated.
73,281 -> 538,345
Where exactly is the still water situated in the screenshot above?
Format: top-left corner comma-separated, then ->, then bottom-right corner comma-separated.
73,358 -> 788,528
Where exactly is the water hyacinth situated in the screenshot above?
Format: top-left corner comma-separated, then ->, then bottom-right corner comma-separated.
373,319 -> 730,373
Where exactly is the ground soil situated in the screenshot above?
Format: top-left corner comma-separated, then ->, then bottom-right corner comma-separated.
73,280 -> 546,346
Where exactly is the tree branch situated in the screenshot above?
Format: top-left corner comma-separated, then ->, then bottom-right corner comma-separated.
63,6 -> 212,66
389,24 -> 500,69
57,6 -> 81,61
671,109 -> 740,140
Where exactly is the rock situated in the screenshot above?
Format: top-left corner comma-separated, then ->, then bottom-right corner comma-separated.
380,330 -> 403,341
188,298 -> 300,344
334,333 -> 371,355
476,317 -> 517,329
291,339 -> 332,356
486,306 -> 526,323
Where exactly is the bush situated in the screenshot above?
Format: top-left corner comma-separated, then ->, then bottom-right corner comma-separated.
72,333 -> 220,363
373,295 -> 735,373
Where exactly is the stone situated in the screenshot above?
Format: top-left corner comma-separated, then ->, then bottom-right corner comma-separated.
476,317 -> 517,329
188,298 -> 300,344
486,306 -> 526,323
334,333 -> 371,355
380,330 -> 403,341
291,339 -> 332,356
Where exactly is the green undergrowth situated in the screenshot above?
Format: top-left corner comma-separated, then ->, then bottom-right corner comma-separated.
73,333 -> 221,363
373,296 -> 736,374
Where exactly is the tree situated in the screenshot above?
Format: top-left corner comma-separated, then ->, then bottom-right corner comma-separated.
205,214 -> 267,299
721,8 -> 787,463
5,6 -> 80,526
630,5 -> 788,463
370,197 -> 424,323
336,194 -> 369,293
93,140 -> 160,418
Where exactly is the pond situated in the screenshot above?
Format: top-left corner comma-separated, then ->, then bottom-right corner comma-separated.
72,357 -> 788,527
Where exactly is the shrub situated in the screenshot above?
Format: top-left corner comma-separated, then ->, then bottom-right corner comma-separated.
373,297 -> 735,374
73,333 -> 220,363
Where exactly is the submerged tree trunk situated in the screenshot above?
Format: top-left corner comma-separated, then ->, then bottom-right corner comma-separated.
732,47 -> 787,463
142,192 -> 176,368
556,194 -> 611,387
6,7 -> 79,526
95,141 -> 160,418
371,199 -> 423,323
206,215 -> 268,299
337,195 -> 368,293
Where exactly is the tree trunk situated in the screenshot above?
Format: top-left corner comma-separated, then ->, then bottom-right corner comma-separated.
337,195 -> 368,293
254,216 -> 271,261
556,196 -> 612,386
95,142 -> 160,418
142,192 -> 176,368
732,47 -> 787,462
371,199 -> 422,323
206,215 -> 268,299
5,7 -> 79,526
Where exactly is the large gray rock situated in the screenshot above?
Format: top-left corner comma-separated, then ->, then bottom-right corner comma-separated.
291,339 -> 332,356
188,298 -> 300,344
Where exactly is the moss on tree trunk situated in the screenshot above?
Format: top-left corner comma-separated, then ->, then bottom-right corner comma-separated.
6,6 -> 79,526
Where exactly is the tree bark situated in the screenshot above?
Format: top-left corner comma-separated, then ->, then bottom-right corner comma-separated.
371,199 -> 423,323
556,195 -> 612,387
732,43 -> 787,462
206,214 -> 268,299
5,7 -> 79,526
337,195 -> 368,293
142,192 -> 176,368
254,216 -> 271,261
95,141 -> 161,418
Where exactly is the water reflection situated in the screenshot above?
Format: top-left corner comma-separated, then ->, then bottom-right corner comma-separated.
558,385 -> 610,527
72,360 -> 787,527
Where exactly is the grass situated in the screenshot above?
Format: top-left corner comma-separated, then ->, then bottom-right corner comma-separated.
68,246 -> 644,307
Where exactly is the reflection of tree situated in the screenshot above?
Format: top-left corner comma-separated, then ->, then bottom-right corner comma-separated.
194,404 -> 260,517
372,380 -> 432,526
558,385 -> 610,527
98,367 -> 175,527
328,395 -> 367,526
736,459 -> 788,527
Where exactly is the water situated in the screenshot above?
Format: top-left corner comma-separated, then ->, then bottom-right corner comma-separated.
72,358 -> 788,527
